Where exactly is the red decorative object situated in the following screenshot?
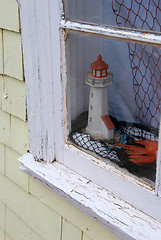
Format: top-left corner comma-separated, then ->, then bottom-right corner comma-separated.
101,115 -> 115,130
91,54 -> 109,78
118,139 -> 158,164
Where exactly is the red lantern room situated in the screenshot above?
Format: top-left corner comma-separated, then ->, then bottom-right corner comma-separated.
91,54 -> 109,78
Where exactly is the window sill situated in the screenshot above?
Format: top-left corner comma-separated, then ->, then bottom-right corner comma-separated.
19,153 -> 161,240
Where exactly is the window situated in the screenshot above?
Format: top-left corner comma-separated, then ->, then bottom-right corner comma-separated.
18,0 -> 161,238
60,0 -> 161,220
66,32 -> 160,182
102,70 -> 106,76
96,70 -> 101,77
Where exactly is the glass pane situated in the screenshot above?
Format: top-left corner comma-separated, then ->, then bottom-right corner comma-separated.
64,0 -> 161,33
66,32 -> 161,184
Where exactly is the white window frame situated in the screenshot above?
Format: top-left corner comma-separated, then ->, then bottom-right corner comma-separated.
17,0 -> 161,239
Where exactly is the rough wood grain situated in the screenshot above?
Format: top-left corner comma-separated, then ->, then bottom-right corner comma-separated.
17,0 -> 61,162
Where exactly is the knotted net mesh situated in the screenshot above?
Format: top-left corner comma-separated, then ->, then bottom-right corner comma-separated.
70,120 -> 158,181
112,0 -> 161,128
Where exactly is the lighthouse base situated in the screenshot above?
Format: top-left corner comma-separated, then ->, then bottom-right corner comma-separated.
86,124 -> 114,140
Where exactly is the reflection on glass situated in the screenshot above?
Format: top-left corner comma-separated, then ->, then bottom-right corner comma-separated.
64,0 -> 161,32
66,32 -> 161,183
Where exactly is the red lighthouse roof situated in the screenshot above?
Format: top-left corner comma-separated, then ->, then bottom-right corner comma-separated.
91,54 -> 108,70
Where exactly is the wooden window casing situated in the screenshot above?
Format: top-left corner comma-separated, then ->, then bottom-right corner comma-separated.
17,0 -> 161,231
60,2 -> 161,219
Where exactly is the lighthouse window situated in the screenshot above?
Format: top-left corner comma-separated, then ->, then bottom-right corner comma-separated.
96,71 -> 101,77
92,69 -> 95,76
66,31 -> 160,184
102,70 -> 106,76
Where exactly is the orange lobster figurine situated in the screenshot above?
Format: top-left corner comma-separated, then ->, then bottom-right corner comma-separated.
119,139 -> 158,165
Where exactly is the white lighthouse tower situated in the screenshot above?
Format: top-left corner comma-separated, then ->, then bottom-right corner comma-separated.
86,54 -> 114,140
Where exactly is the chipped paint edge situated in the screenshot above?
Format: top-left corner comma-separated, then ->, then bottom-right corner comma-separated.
19,153 -> 161,240
60,19 -> 161,46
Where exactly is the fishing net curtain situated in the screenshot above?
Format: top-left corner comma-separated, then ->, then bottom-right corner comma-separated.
111,0 -> 161,128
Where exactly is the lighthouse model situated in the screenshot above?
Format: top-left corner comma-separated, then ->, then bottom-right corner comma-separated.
86,54 -> 114,140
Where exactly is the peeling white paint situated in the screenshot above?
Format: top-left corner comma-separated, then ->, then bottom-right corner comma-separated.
19,153 -> 161,240
18,0 -> 62,163
17,1 -> 161,239
156,118 -> 161,196
60,19 -> 161,46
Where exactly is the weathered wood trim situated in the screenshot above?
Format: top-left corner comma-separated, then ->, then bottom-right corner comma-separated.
156,116 -> 161,196
17,0 -> 62,162
63,143 -> 161,223
17,0 -> 161,233
60,19 -> 161,46
19,153 -> 161,240
59,9 -> 161,222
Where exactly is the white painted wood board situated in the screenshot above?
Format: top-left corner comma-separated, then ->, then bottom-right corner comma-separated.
19,153 -> 161,240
